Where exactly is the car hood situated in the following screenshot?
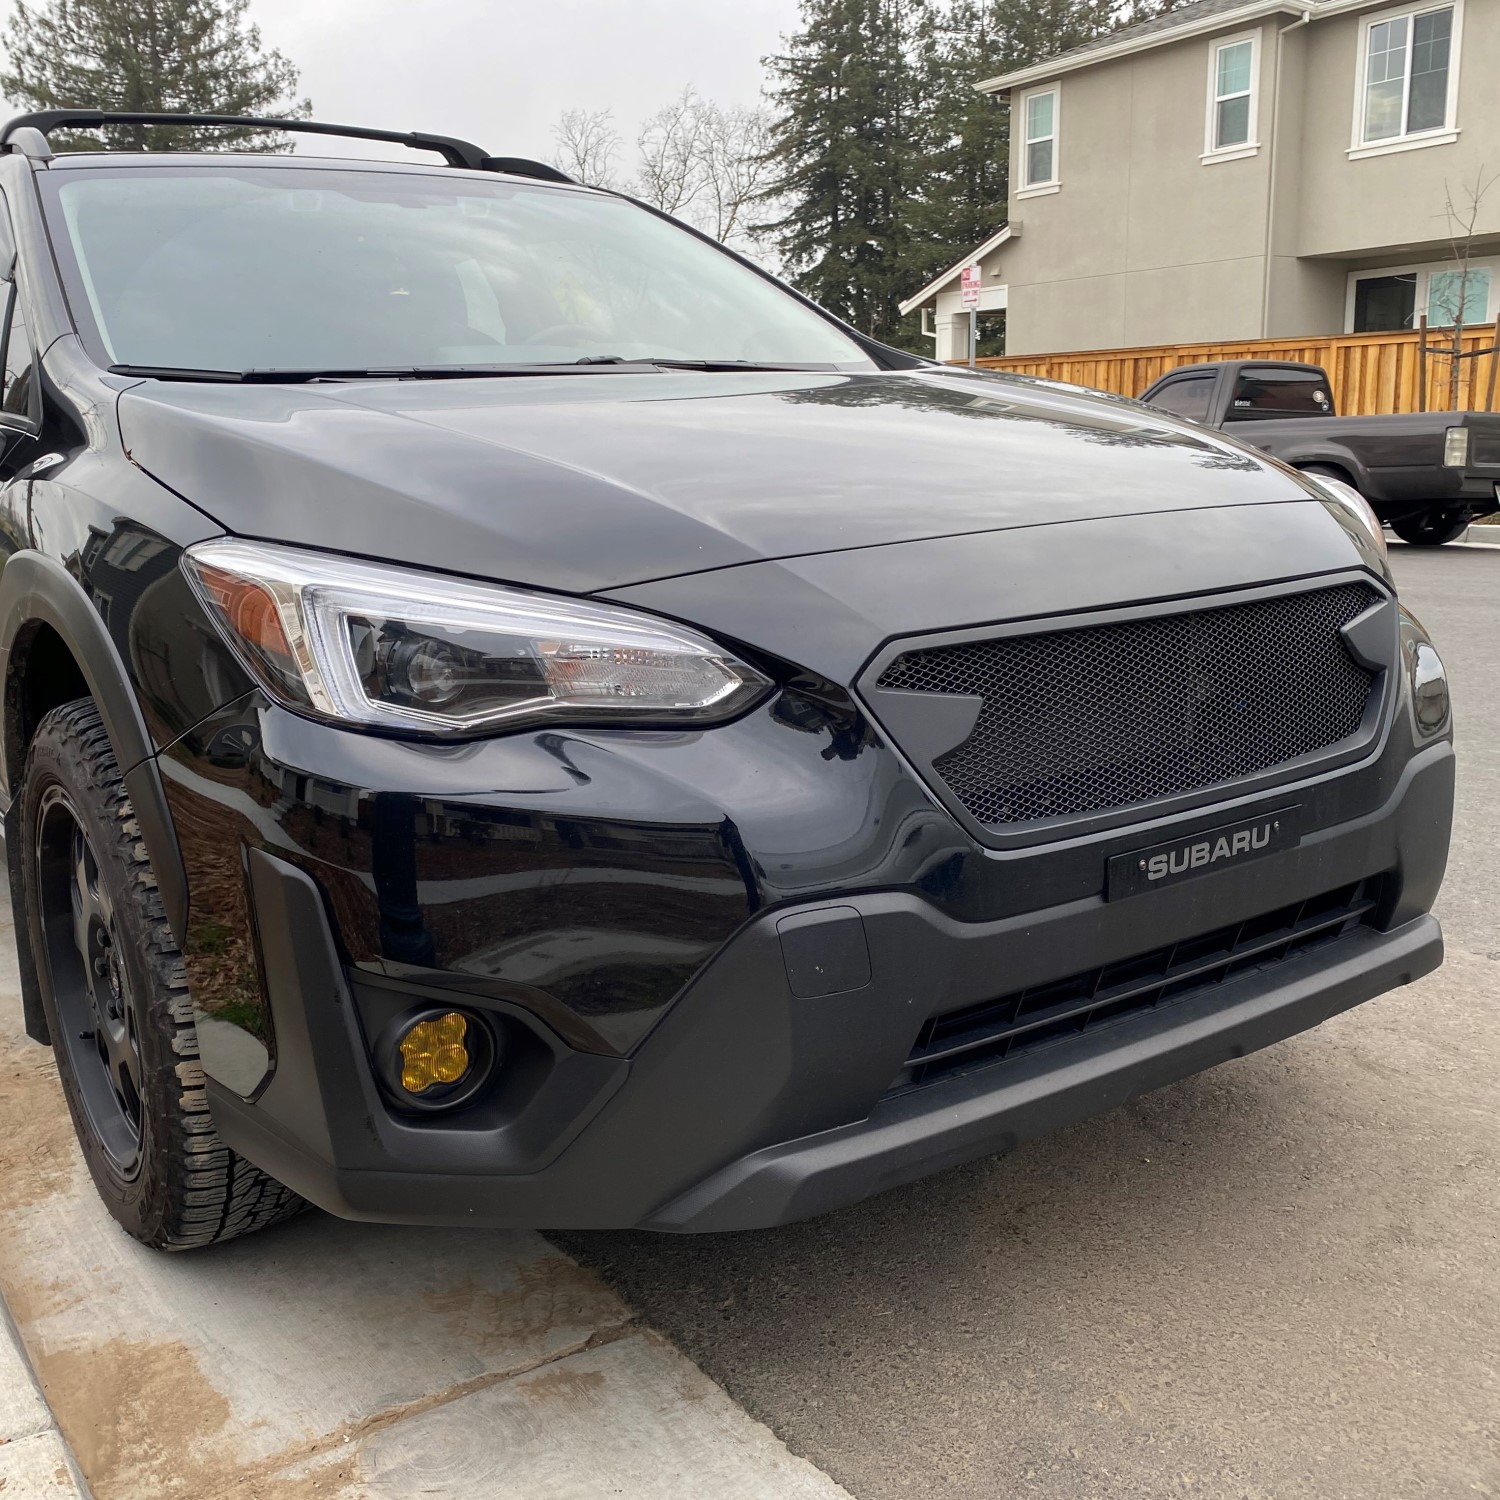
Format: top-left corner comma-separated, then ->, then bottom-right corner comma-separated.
118,367 -> 1314,594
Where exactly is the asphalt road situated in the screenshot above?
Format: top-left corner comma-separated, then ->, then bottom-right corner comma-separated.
560,545 -> 1500,1500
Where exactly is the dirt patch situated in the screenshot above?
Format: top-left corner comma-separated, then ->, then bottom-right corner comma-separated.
423,1254 -> 628,1353
515,1365 -> 608,1406
33,1336 -> 358,1500
0,1034 -> 81,1211
36,1336 -> 232,1498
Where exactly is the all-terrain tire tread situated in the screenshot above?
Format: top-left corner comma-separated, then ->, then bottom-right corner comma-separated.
25,699 -> 304,1250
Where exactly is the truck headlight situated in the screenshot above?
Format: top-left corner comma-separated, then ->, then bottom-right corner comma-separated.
184,540 -> 771,737
1443,426 -> 1469,467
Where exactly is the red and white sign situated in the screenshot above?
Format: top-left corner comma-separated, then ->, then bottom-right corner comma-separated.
960,265 -> 982,309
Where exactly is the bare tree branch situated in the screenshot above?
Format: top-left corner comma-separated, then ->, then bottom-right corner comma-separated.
551,107 -> 621,189
635,87 -> 707,216
695,102 -> 774,246
1439,165 -> 1498,407
549,91 -> 777,261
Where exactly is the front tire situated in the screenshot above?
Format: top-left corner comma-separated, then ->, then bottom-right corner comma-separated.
1390,509 -> 1469,546
20,699 -> 303,1250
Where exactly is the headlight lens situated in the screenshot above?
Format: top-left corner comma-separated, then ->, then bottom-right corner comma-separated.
1400,607 -> 1451,738
1443,426 -> 1469,467
184,540 -> 772,736
1305,472 -> 1388,562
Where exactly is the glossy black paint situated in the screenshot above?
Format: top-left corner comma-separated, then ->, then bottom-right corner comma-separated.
0,141 -> 1456,1231
207,741 -> 1453,1229
1140,360 -> 1500,517
115,363 -> 1318,595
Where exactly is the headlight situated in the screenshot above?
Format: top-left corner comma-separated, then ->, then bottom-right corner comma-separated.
1443,426 -> 1469,467
1400,607 -> 1451,738
183,540 -> 772,736
1304,472 -> 1388,562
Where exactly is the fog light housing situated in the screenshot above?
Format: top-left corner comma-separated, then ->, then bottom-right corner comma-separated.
378,1008 -> 496,1112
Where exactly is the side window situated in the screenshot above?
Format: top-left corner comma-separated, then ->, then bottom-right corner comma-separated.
1150,375 -> 1215,421
0,190 -> 34,424
2,281 -> 34,419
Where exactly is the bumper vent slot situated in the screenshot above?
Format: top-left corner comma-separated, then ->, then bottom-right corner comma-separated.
876,583 -> 1380,827
890,876 -> 1387,1094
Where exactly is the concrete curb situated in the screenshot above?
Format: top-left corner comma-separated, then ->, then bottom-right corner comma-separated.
1388,531 -> 1500,549
0,1298 -> 90,1498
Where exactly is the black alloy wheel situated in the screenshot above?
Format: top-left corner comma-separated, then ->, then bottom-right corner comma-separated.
34,781 -> 146,1176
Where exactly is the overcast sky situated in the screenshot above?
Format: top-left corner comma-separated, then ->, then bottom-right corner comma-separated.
1,0 -> 805,166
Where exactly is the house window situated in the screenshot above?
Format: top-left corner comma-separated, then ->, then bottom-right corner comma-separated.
1019,87 -> 1058,192
1348,258 -> 1497,332
1206,34 -> 1259,155
1353,273 -> 1418,331
1355,2 -> 1459,149
1428,266 -> 1491,326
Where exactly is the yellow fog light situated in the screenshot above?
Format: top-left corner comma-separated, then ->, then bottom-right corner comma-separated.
398,1012 -> 471,1094
376,1006 -> 496,1113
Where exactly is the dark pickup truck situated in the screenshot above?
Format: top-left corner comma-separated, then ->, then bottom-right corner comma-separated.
1140,360 -> 1500,545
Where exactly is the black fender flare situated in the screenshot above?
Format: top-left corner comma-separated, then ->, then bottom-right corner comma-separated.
1283,450 -> 1372,494
0,550 -> 188,943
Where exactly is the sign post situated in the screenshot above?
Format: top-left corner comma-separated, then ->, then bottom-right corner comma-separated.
960,265 -> 982,369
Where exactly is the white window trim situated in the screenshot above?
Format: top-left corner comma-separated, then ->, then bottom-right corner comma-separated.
1348,0 -> 1462,155
1018,83 -> 1060,195
1203,30 -> 1262,162
1343,255 -> 1499,333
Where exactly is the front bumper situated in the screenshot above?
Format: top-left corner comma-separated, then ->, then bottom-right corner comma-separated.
200,735 -> 1453,1232
647,913 -> 1441,1231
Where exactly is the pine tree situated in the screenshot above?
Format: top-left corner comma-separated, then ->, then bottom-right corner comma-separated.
760,0 -> 933,345
0,0 -> 310,153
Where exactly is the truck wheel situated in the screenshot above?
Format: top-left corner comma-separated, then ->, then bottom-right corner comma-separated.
19,699 -> 304,1250
1390,509 -> 1469,546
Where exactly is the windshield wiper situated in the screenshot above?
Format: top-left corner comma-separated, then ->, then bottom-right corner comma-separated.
109,362 -> 658,383
566,356 -> 840,372
108,358 -> 842,384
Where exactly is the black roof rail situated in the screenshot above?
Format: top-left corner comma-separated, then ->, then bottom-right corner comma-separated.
0,110 -> 575,184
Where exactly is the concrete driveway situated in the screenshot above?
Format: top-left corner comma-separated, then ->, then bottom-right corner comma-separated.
0,968 -> 849,1498
1,546 -> 1496,1500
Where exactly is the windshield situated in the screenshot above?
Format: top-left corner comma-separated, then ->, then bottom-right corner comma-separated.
42,165 -> 872,374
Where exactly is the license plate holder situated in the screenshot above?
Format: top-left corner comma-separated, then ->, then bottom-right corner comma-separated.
1107,806 -> 1301,900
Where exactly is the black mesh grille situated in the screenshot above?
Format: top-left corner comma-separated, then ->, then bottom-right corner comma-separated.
889,876 -> 1387,1094
876,583 -> 1380,827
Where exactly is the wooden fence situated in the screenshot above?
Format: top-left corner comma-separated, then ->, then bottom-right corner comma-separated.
971,325 -> 1500,414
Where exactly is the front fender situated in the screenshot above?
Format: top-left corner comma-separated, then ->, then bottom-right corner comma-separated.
0,550 -> 188,942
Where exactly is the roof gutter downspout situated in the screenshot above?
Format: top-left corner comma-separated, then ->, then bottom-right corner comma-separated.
1261,4 -> 1315,336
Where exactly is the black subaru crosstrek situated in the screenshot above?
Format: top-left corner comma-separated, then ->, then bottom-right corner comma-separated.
0,112 -> 1453,1249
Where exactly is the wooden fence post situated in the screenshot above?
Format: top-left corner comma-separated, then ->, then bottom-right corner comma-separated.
1417,316 -> 1428,412
1487,321 -> 1500,412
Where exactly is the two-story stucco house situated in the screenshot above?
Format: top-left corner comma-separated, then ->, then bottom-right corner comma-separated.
904,0 -> 1500,359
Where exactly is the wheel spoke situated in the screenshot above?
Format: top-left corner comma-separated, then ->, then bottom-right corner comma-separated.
117,1010 -> 144,1127
69,828 -> 95,969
